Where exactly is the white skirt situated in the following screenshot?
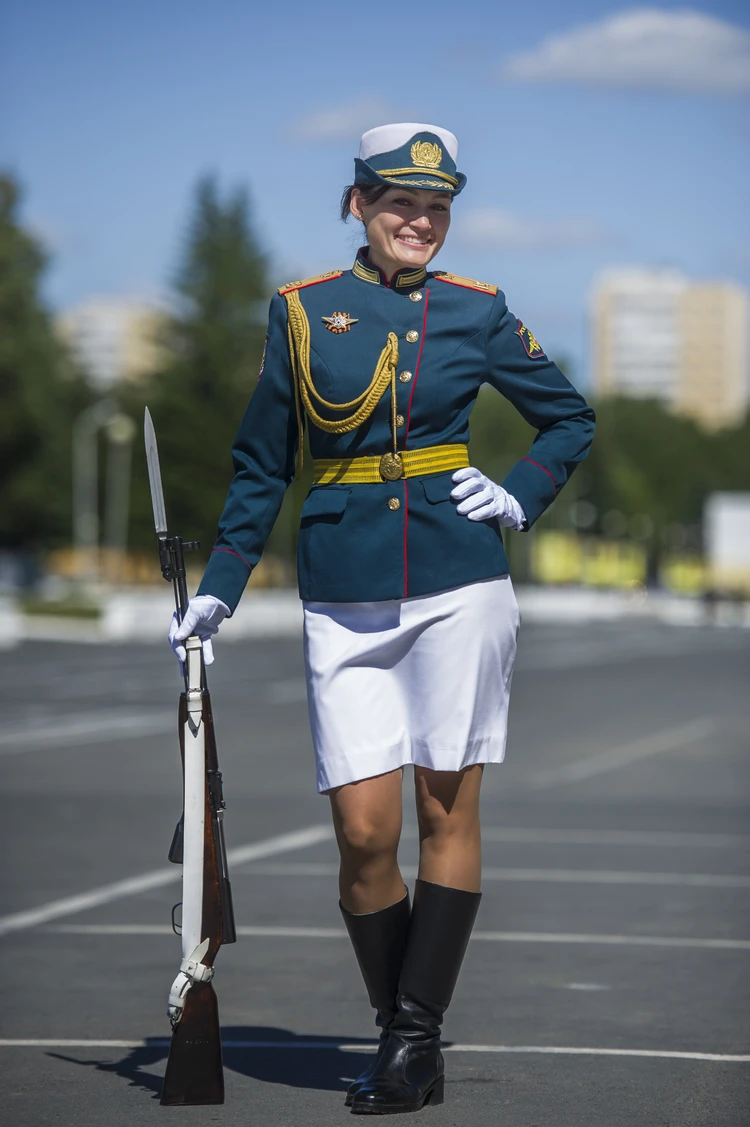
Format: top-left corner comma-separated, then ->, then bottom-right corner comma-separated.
303,576 -> 520,793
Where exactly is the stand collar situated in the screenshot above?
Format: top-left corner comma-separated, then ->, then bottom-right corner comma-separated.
352,247 -> 427,292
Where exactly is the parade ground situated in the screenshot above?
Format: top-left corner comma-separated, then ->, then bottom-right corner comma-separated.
0,618 -> 748,1126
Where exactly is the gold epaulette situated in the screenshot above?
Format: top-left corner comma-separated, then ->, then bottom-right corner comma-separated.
433,272 -> 498,296
278,270 -> 344,296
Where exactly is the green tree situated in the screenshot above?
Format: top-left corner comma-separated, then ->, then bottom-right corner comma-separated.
126,177 -> 276,556
0,174 -> 90,556
584,397 -> 750,534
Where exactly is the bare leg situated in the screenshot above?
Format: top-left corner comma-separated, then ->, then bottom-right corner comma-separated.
414,764 -> 483,892
329,768 -> 406,914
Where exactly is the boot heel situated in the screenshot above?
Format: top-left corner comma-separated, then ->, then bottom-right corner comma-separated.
426,1074 -> 444,1106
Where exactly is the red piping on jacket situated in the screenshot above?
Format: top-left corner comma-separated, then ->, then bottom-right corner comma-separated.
405,291 -> 429,439
212,546 -> 253,568
403,480 -> 409,599
402,289 -> 430,598
522,457 -> 557,496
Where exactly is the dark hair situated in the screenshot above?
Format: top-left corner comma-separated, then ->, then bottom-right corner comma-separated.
340,182 -> 390,222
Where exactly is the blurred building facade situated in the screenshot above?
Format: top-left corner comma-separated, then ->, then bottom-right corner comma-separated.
591,269 -> 749,429
57,298 -> 166,387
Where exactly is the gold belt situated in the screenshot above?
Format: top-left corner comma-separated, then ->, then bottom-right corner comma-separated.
312,443 -> 470,485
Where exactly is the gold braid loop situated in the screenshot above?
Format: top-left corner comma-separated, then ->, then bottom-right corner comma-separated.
284,289 -> 399,472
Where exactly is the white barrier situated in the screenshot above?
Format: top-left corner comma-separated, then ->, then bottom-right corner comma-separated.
7,585 -> 750,646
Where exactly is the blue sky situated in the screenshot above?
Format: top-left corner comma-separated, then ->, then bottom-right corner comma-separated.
5,0 -> 749,384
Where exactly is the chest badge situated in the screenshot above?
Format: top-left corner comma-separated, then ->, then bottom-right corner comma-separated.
322,311 -> 358,334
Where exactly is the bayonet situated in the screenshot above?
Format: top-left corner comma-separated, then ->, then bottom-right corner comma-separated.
144,407 -> 168,536
143,408 -> 198,620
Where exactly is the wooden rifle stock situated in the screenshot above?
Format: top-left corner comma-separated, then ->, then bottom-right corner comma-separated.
160,981 -> 223,1105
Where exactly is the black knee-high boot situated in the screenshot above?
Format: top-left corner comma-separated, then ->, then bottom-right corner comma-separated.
350,879 -> 481,1116
340,890 -> 411,1106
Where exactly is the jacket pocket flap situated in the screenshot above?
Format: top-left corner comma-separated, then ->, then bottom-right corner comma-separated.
301,487 -> 351,519
420,472 -> 454,505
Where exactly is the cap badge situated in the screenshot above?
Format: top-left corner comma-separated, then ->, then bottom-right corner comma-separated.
322,312 -> 359,334
411,141 -> 442,169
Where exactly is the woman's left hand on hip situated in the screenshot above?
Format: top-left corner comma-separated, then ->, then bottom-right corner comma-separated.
451,466 -> 526,530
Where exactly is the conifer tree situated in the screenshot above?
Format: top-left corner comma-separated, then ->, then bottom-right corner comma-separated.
0,175 -> 89,557
127,176 -> 273,555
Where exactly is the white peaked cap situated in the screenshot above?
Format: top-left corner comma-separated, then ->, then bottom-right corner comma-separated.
359,123 -> 459,162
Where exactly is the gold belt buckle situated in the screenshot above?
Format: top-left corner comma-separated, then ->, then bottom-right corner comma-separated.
379,452 -> 404,481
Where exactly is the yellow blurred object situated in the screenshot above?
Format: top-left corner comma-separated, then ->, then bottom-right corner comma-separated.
47,547 -> 155,585
531,532 -> 647,588
45,548 -> 293,588
708,565 -> 750,596
659,554 -> 707,594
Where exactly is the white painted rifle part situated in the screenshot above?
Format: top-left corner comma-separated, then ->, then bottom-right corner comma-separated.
166,635 -> 207,1026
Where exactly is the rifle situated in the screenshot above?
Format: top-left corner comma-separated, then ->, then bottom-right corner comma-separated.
144,407 -> 236,1106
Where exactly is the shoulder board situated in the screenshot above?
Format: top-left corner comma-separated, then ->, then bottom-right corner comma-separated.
432,272 -> 498,296
278,270 -> 344,296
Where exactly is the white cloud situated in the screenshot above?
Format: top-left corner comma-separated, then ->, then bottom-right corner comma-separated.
291,98 -> 410,142
458,208 -> 611,252
499,9 -> 750,94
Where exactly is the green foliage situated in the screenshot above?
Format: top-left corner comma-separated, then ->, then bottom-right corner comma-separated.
124,177 -> 271,554
468,385 -> 749,569
468,383 -> 537,483
0,175 -> 90,550
583,397 -> 750,533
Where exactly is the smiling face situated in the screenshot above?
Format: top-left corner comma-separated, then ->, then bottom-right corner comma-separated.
351,186 -> 452,278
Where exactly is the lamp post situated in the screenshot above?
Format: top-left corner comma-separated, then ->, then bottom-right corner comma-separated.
104,414 -> 137,582
72,401 -> 135,587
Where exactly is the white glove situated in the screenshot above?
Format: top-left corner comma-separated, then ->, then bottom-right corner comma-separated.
451,466 -> 526,530
168,595 -> 230,666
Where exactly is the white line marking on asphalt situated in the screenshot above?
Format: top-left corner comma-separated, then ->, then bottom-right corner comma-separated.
403,827 -> 750,850
0,1040 -> 747,1062
441,1046 -> 750,1063
226,826 -> 333,867
0,825 -> 333,938
530,718 -> 716,787
233,861 -> 750,888
0,710 -> 173,755
477,867 -> 750,888
43,924 -> 750,950
566,983 -> 611,991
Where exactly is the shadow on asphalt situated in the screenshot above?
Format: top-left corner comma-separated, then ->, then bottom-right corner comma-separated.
48,1026 -> 379,1099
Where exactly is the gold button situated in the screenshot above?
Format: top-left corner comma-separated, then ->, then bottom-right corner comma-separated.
396,414 -> 405,428
406,330 -> 419,343
387,497 -> 401,511
409,291 -> 423,302
399,370 -> 413,383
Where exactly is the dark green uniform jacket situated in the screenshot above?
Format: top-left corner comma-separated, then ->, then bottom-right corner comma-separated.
198,249 -> 595,610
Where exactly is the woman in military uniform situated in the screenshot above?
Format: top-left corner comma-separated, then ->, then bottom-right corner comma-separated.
170,123 -> 595,1115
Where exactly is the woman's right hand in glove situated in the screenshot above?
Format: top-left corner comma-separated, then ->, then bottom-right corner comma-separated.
168,594 -> 230,666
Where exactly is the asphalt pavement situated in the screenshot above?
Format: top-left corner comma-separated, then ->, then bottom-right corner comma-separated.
0,619 -> 749,1126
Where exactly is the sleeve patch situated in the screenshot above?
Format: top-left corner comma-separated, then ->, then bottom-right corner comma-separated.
515,320 -> 546,359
